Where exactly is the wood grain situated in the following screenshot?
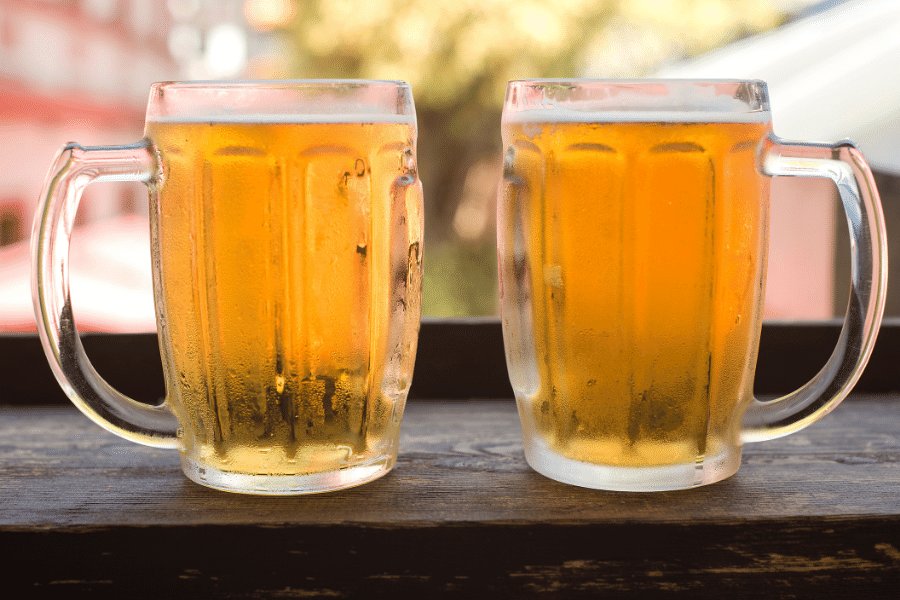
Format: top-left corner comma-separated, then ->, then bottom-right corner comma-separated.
1,398 -> 899,525
2,398 -> 900,597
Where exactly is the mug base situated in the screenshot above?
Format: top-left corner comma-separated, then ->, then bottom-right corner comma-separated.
180,454 -> 395,495
524,438 -> 742,492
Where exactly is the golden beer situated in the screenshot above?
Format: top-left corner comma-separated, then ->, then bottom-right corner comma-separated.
147,116 -> 422,482
499,114 -> 770,477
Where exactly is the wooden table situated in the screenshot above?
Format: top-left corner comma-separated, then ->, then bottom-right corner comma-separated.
3,322 -> 900,597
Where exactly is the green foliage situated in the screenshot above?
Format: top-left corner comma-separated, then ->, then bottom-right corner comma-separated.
279,0 -> 793,316
422,237 -> 499,317
282,0 -> 785,113
284,0 -> 618,113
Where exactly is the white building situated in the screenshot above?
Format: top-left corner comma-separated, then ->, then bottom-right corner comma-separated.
658,0 -> 900,319
0,0 -> 283,331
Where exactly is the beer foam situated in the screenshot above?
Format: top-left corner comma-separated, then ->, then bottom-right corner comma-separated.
503,108 -> 771,125
148,113 -> 416,124
504,80 -> 771,125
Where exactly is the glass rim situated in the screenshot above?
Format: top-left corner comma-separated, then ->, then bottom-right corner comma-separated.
503,79 -> 770,119
146,79 -> 416,121
150,79 -> 412,90
506,78 -> 766,86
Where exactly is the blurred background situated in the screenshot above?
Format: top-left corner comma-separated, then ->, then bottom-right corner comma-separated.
1,0 -> 898,332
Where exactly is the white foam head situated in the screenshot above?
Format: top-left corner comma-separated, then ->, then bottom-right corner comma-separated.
148,113 -> 416,124
145,80 -> 416,124
503,80 -> 771,124
503,108 -> 771,124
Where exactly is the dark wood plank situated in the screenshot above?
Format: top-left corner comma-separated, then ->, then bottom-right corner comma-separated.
3,398 -> 900,525
4,519 -> 899,598
5,319 -> 900,406
0,332 -> 165,405
3,398 -> 900,597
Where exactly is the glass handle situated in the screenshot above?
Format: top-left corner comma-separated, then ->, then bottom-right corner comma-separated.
741,133 -> 888,443
32,141 -> 180,448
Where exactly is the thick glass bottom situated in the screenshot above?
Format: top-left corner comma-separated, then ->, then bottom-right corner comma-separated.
180,453 -> 395,495
523,436 -> 742,492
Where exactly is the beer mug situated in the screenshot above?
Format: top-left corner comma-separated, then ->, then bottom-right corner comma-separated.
33,81 -> 424,495
497,79 -> 887,491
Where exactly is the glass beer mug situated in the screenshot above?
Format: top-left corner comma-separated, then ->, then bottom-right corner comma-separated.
33,81 -> 423,495
497,79 -> 887,491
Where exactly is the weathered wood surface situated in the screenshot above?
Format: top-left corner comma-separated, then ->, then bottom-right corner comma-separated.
2,398 -> 900,597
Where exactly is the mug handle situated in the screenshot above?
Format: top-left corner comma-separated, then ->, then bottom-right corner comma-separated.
741,133 -> 888,443
32,141 -> 180,448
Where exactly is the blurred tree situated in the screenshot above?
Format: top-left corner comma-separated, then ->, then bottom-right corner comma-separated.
278,0 -> 791,314
282,0 -> 621,240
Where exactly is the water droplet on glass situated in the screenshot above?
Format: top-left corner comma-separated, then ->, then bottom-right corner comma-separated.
544,264 -> 563,288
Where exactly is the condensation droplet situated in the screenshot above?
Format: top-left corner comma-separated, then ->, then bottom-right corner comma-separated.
544,264 -> 563,287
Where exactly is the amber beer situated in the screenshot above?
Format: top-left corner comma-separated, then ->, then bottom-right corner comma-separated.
499,113 -> 770,476
147,116 -> 422,481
